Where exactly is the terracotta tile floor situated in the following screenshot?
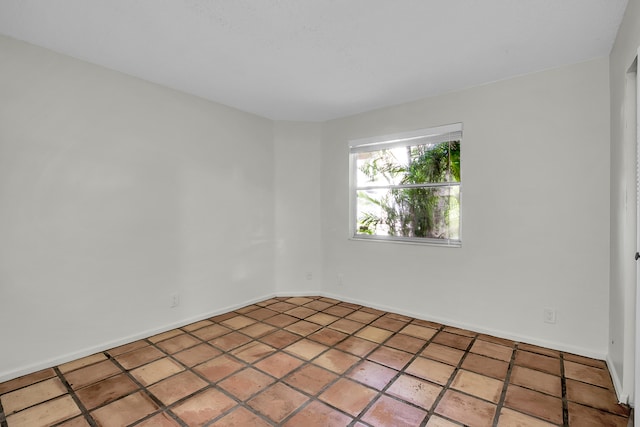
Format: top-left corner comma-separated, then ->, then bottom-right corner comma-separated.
0,296 -> 631,426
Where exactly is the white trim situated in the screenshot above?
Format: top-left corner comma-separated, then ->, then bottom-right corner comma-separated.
1,289 -> 612,383
349,123 -> 463,149
609,353 -> 630,405
0,293 -> 275,383
320,291 -> 607,359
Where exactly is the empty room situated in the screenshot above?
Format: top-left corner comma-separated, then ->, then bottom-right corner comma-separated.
1,1 -> 640,426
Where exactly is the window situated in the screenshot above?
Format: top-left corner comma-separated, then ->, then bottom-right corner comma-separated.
349,123 -> 462,246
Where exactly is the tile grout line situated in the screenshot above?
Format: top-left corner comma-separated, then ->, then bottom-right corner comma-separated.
52,365 -> 98,427
422,331 -> 479,426
491,342 -> 518,427
560,352 -> 569,426
0,398 -> 7,427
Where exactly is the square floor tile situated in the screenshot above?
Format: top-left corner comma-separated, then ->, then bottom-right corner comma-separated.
147,371 -> 207,405
59,354 -> 107,374
384,334 -> 426,353
346,310 -> 380,324
254,352 -> 304,378
181,320 -> 213,332
221,315 -> 257,329
193,355 -> 244,383
564,353 -> 607,368
283,400 -> 352,427
171,388 -> 236,426
564,360 -> 613,389
285,339 -> 328,360
247,382 -> 308,423
64,360 -> 121,390
75,373 -> 138,410
285,320 -> 322,336
450,370 -> 504,403
497,408 -> 557,427
91,391 -> 158,427
231,342 -> 276,363
115,346 -> 164,370
567,402 -> 629,427
209,407 -> 272,427
329,318 -> 364,334
503,384 -> 563,424
335,336 -> 378,357
355,326 -> 393,343
172,343 -> 221,367
191,324 -> 232,341
136,412 -> 181,427
432,331 -> 473,351
470,340 -> 513,362
462,353 -> 509,380
244,308 -> 279,321
107,341 -> 148,357
156,334 -> 200,354
239,322 -> 276,338
518,343 -> 560,358
565,379 -> 630,416
304,300 -> 334,311
209,331 -> 252,351
312,349 -> 360,374
323,305 -> 355,317
386,374 -> 442,410
362,394 -> 427,426
399,324 -> 438,340
0,369 -> 56,395
285,307 -> 317,319
306,313 -> 339,326
263,313 -> 299,327
6,395 -> 81,427
259,330 -> 301,349
514,350 -> 561,375
348,360 -> 397,390
218,367 -> 275,401
130,358 -> 184,386
148,329 -> 183,343
422,343 -> 465,366
284,364 -> 338,395
371,316 -> 409,332
435,390 -> 496,427
308,327 -> 348,346
406,357 -> 455,385
510,365 -> 561,397
1,377 -> 67,414
367,346 -> 413,371
319,378 -> 377,416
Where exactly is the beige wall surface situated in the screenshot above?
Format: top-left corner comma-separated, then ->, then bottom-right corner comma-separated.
0,35 -> 276,380
322,58 -> 610,358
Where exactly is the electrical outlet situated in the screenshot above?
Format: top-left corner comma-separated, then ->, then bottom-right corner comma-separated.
171,294 -> 180,308
337,274 -> 344,286
306,272 -> 313,280
543,308 -> 556,324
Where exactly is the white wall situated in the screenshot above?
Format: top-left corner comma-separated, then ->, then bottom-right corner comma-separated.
0,35 -> 276,381
274,121 -> 323,295
321,58 -> 611,357
609,0 -> 640,404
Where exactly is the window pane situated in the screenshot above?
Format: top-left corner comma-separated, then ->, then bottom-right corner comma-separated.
355,140 -> 460,187
356,185 -> 460,240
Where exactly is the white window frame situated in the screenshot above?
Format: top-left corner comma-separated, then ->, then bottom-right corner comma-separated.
349,123 -> 462,247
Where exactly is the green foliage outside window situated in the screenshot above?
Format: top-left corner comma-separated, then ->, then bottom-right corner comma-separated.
355,140 -> 460,241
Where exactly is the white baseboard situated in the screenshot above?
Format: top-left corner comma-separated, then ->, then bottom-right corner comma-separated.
0,293 -> 275,383
1,290 -> 611,383
606,353 -> 629,405
321,291 -> 608,360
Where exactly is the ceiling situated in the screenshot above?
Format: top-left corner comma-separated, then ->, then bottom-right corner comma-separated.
0,1 -> 629,122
